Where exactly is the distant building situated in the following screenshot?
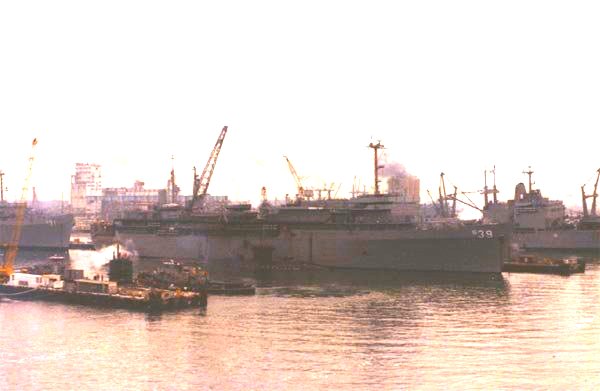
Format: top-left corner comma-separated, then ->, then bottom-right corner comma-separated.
71,163 -> 102,230
101,181 -> 167,221
386,174 -> 420,203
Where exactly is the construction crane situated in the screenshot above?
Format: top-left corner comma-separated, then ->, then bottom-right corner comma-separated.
0,138 -> 38,283
582,168 -> 600,217
284,155 -> 313,200
191,126 -> 228,211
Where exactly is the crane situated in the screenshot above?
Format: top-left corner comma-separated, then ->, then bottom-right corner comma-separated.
582,168 -> 600,217
0,138 -> 37,283
191,126 -> 228,211
284,155 -> 313,200
427,189 -> 441,215
438,172 -> 448,217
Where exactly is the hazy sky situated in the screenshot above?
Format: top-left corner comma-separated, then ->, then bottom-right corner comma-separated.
1,1 -> 599,215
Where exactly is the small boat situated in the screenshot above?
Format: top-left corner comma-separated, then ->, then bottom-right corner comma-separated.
48,255 -> 66,262
206,280 -> 256,295
503,255 -> 585,276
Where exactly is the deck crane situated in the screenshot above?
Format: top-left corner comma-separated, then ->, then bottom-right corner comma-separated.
191,126 -> 228,212
284,156 -> 313,200
582,168 -> 600,217
438,173 -> 483,217
0,138 -> 37,283
438,172 -> 449,217
427,189 -> 441,215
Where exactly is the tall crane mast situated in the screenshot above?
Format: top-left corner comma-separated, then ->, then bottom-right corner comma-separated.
284,155 -> 313,199
191,126 -> 228,211
0,138 -> 37,282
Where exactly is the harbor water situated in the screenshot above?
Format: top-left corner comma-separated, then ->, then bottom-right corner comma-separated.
1,247 -> 600,390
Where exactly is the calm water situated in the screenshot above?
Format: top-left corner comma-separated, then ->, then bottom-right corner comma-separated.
1,247 -> 600,390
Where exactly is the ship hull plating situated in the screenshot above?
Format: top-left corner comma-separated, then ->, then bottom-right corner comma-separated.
116,224 -> 509,273
514,230 -> 600,252
0,214 -> 74,250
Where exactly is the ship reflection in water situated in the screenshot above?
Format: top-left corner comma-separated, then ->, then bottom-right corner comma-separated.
1,250 -> 599,390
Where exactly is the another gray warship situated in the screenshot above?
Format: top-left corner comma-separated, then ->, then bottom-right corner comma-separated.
108,129 -> 510,273
482,168 -> 600,252
0,171 -> 73,251
0,204 -> 73,250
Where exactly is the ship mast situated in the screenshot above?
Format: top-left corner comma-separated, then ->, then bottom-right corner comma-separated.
523,166 -> 534,194
368,141 -> 384,195
170,155 -> 178,204
492,165 -> 498,204
0,170 -> 4,202
483,170 -> 489,208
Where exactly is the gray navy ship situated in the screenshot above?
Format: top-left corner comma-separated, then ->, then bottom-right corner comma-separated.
103,132 -> 511,274
0,202 -> 74,250
482,168 -> 600,253
112,199 -> 510,273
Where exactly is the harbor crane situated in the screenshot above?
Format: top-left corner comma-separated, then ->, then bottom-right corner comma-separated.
284,156 -> 313,200
436,173 -> 483,217
581,168 -> 600,217
0,138 -> 37,283
191,126 -> 228,211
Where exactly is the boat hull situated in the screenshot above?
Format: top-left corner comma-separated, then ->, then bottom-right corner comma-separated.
0,284 -> 205,311
0,214 -> 74,250
514,230 -> 600,252
115,224 -> 510,273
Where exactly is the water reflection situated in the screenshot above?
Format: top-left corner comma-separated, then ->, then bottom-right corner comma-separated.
3,250 -> 599,390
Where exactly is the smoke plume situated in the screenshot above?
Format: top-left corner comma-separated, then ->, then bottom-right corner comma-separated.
383,162 -> 407,177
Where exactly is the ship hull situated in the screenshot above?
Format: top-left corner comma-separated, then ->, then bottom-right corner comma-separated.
116,224 -> 510,273
514,230 -> 600,252
0,214 -> 74,250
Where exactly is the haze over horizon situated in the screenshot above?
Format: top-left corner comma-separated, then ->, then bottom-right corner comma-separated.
1,1 -> 599,215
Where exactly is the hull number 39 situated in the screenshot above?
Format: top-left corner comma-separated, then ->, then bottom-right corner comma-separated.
472,230 -> 493,238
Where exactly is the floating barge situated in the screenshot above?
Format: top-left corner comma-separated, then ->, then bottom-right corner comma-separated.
0,282 -> 205,311
502,255 -> 586,276
0,255 -> 207,311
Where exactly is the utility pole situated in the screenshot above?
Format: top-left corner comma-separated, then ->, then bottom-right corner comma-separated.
368,141 -> 384,195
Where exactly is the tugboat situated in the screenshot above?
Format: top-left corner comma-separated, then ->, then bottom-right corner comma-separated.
502,254 -> 586,276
